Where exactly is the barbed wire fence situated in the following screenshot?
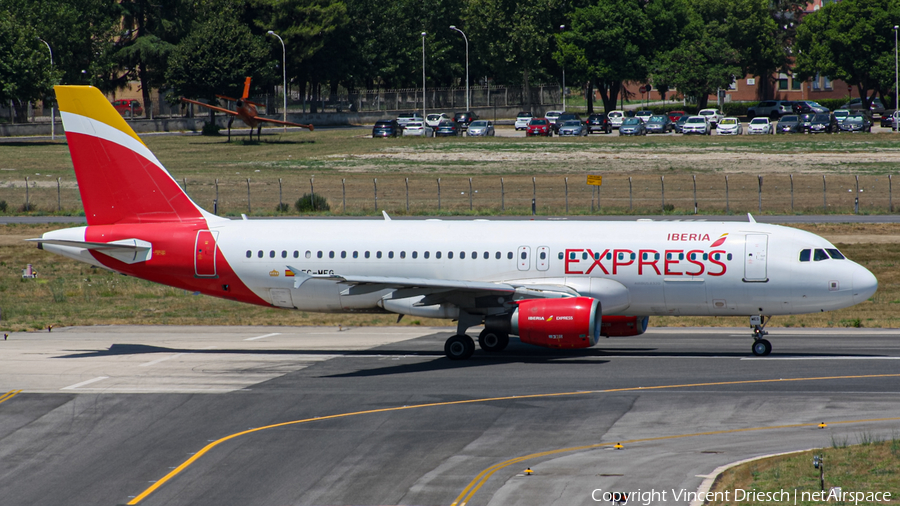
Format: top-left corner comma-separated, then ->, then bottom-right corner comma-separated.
0,173 -> 895,217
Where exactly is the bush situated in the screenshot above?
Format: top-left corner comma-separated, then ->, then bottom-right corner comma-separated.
816,98 -> 851,112
275,202 -> 290,213
0,200 -> 7,213
294,193 -> 330,212
18,202 -> 36,212
201,122 -> 221,136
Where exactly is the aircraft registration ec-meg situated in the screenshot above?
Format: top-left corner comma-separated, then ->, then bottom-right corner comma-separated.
33,86 -> 879,360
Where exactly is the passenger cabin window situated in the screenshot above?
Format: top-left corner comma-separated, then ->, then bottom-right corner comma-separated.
293,251 -> 299,258
460,252 -> 466,259
365,251 -> 370,258
495,252 -> 501,259
472,251 -> 477,259
814,248 -> 829,261
448,251 -> 453,259
246,250 -> 251,258
281,251 -> 287,258
436,251 -> 442,259
269,250 -> 275,258
341,251 -> 346,258
424,251 -> 429,259
317,251 -> 323,258
520,251 -> 527,260
388,251 -> 394,259
799,249 -> 811,262
508,252 -> 513,259
400,251 -> 406,259
558,252 -> 564,260
377,251 -> 382,259
483,251 -> 489,259
353,251 -> 359,258
329,251 -> 335,259
258,250 -> 263,258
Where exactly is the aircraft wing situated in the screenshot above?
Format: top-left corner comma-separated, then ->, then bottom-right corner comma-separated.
252,116 -> 314,130
181,98 -> 239,117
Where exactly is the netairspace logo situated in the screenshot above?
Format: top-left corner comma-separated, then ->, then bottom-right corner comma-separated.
590,488 -> 893,505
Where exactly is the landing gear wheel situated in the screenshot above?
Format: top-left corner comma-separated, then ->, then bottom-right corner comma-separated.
445,334 -> 475,360
752,339 -> 772,356
478,330 -> 509,352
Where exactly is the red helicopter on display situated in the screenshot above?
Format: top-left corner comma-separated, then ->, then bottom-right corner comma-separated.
181,77 -> 313,141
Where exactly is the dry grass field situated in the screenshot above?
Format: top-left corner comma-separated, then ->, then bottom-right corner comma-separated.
1,128 -> 899,216
0,222 -> 897,332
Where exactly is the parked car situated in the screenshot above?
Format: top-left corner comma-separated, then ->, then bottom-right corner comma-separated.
667,110 -> 687,122
425,113 -> 451,128
698,108 -> 724,127
396,112 -> 424,129
552,113 -> 582,134
434,120 -> 461,136
514,111 -> 533,130
746,100 -> 793,119
466,120 -> 495,136
832,109 -> 851,122
634,110 -> 653,123
716,117 -> 743,135
398,113 -> 424,129
608,110 -> 626,129
839,114 -> 873,133
557,119 -> 588,136
799,112 -> 816,132
682,116 -> 711,135
807,113 -> 839,134
795,100 -> 829,113
372,120 -> 402,138
673,116 -> 690,133
526,118 -> 552,136
112,99 -> 143,117
645,115 -> 674,134
453,111 -> 478,130
747,117 -> 774,135
841,97 -> 885,114
618,117 -> 647,136
776,115 -> 803,134
586,113 -> 611,134
880,110 -> 895,128
544,110 -> 563,125
402,121 -> 433,137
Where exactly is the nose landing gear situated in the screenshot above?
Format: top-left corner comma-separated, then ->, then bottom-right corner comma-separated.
750,315 -> 771,356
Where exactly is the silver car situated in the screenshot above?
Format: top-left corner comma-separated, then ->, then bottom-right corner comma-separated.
557,120 -> 587,136
466,120 -> 495,137
401,121 -> 433,137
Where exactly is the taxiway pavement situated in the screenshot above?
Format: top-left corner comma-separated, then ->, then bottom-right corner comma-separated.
1,325 -> 898,506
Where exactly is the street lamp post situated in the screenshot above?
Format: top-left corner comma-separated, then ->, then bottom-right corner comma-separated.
559,25 -> 566,112
422,32 -> 426,120
267,30 -> 287,132
37,37 -> 54,140
449,25 -> 469,112
894,26 -> 898,132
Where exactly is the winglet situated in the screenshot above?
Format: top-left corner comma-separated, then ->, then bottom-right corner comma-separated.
242,77 -> 252,99
382,210 -> 392,221
747,213 -> 756,223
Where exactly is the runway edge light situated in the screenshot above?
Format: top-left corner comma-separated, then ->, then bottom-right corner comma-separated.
614,442 -> 624,450
524,468 -> 533,475
818,422 -> 827,429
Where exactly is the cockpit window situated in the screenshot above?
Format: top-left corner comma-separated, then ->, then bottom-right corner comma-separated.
826,248 -> 845,260
799,249 -> 811,262
813,248 -> 829,261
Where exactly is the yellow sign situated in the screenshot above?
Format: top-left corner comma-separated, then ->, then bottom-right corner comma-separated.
587,175 -> 603,186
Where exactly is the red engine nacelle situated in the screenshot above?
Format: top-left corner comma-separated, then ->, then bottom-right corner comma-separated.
511,297 -> 601,349
600,315 -> 650,337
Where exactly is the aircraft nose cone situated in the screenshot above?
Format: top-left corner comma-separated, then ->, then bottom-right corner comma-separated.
852,266 -> 878,304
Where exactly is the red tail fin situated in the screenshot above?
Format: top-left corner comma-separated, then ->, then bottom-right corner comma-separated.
55,86 -> 211,225
242,77 -> 252,100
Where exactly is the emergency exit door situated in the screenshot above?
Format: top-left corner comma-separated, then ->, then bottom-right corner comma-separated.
194,230 -> 218,277
517,246 -> 531,271
743,234 -> 768,282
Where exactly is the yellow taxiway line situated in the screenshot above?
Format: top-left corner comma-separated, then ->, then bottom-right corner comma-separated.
0,390 -> 22,405
127,373 -> 900,505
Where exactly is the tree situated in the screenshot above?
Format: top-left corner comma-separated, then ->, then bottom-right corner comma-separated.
166,10 -> 275,113
651,34 -> 740,109
0,9 -> 56,122
554,0 -> 651,112
794,0 -> 900,109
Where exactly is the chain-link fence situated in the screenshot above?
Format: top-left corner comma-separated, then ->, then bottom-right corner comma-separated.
1,173 -> 896,217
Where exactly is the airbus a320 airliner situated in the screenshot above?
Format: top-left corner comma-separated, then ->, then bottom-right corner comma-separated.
33,86 -> 878,359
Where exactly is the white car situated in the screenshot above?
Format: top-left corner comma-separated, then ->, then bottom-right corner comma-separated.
544,110 -> 563,125
698,108 -> 724,127
514,112 -> 533,130
716,117 -> 742,135
607,110 -> 625,129
635,110 -> 653,123
397,113 -> 424,129
401,121 -> 433,137
425,113 -> 450,129
681,116 -> 711,135
747,117 -> 774,135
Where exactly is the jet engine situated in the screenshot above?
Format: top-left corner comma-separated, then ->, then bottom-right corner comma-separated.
508,297 -> 601,349
600,315 -> 649,336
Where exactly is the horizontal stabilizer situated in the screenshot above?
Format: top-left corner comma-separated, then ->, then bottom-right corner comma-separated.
29,238 -> 152,264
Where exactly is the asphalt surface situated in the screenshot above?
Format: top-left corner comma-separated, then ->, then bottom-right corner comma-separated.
1,325 -> 899,506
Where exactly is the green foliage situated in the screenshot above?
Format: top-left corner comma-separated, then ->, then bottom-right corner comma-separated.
275,202 -> 290,213
201,122 -> 221,136
294,193 -> 330,212
0,9 -> 55,116
0,200 -> 7,213
18,202 -> 36,212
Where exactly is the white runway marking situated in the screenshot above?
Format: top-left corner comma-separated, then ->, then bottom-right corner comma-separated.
61,376 -> 109,390
140,353 -> 185,367
244,332 -> 281,341
742,356 -> 900,360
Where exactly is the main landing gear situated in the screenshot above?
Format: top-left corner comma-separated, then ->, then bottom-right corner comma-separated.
444,330 -> 511,360
750,315 -> 772,356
